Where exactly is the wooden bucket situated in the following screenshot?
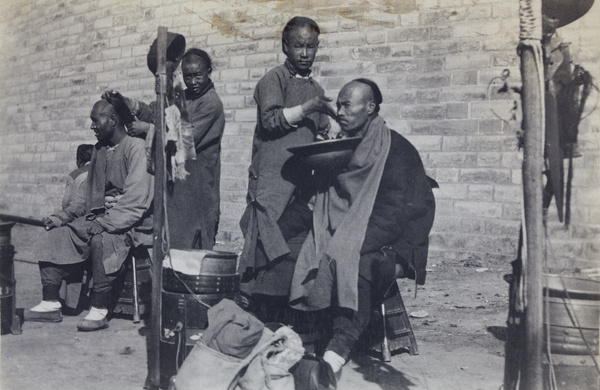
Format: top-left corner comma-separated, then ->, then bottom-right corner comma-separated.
0,222 -> 19,335
160,249 -> 239,388
543,274 -> 600,389
162,249 -> 239,294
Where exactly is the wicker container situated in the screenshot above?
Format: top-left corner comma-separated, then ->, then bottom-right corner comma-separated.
543,274 -> 600,389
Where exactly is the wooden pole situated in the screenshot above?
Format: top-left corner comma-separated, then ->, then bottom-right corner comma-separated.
518,0 -> 545,387
147,26 -> 168,390
0,213 -> 46,228
520,47 -> 545,390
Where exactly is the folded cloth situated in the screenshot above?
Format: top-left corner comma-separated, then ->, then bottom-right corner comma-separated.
173,299 -> 304,390
234,326 -> 304,390
165,104 -> 190,181
174,338 -> 247,390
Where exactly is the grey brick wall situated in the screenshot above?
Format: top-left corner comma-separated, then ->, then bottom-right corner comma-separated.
0,0 -> 598,269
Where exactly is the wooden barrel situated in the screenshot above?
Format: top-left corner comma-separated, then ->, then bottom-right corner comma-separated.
159,289 -> 238,388
159,249 -> 239,388
162,249 -> 239,295
543,274 -> 600,389
0,222 -> 18,335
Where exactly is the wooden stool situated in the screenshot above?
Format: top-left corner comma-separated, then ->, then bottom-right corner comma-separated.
369,282 -> 418,361
113,246 -> 152,323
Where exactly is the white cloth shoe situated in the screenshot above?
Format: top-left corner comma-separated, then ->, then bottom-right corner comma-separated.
25,301 -> 62,322
30,300 -> 61,312
77,307 -> 109,331
83,306 -> 108,321
323,350 -> 346,379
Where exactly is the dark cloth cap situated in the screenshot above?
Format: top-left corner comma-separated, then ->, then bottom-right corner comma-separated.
146,32 -> 186,75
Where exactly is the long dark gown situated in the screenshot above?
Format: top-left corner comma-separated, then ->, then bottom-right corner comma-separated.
137,83 -> 225,250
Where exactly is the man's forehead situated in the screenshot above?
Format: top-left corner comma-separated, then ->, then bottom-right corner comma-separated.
336,93 -> 352,103
339,82 -> 371,101
182,55 -> 209,70
287,26 -> 319,42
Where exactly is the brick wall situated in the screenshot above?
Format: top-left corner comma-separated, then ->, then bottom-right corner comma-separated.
0,0 -> 598,269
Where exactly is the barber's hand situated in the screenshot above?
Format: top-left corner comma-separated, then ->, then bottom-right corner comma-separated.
101,90 -> 115,101
86,220 -> 105,236
104,194 -> 123,210
43,217 -> 57,231
126,120 -> 151,138
326,120 -> 342,140
102,90 -> 136,113
301,96 -> 337,118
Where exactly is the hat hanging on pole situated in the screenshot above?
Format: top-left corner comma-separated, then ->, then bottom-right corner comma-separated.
542,0 -> 595,28
147,32 -> 186,75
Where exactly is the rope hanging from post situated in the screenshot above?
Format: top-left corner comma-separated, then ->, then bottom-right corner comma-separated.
516,0 -> 546,389
519,0 -> 542,40
518,0 -> 545,150
516,0 -> 546,317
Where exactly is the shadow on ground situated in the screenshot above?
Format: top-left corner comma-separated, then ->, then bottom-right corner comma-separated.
487,325 -> 507,342
351,354 -> 416,390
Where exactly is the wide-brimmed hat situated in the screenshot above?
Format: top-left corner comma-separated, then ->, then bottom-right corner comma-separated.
543,0 -> 595,28
147,32 -> 186,75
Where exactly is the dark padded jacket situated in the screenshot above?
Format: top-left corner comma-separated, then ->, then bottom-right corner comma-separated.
360,130 -> 436,285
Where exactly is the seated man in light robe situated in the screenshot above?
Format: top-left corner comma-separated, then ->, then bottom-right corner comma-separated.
25,100 -> 154,332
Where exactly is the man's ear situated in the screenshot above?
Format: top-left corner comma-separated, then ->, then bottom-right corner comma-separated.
110,113 -> 118,126
282,40 -> 288,55
367,100 -> 376,115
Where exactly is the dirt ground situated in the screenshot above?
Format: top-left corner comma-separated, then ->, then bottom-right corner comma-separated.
1,224 -> 510,390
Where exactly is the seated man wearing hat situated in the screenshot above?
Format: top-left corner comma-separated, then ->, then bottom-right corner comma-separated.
25,99 -> 154,331
289,79 -> 436,377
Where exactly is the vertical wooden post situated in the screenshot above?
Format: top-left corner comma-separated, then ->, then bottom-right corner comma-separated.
147,26 -> 168,390
520,48 -> 545,390
518,0 -> 545,388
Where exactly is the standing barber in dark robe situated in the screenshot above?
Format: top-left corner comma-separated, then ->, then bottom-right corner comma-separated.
289,79 -> 436,378
111,49 -> 225,250
25,100 -> 154,331
237,16 -> 337,322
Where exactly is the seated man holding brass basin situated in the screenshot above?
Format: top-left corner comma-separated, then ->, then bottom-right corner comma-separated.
288,79 -> 437,378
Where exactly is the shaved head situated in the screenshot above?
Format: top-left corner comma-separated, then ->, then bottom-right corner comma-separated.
336,80 -> 379,135
345,78 -> 382,112
342,81 -> 375,106
92,99 -> 117,118
90,99 -> 126,145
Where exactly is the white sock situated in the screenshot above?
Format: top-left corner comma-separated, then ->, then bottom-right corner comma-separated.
30,301 -> 61,312
323,350 -> 346,374
84,307 -> 108,321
